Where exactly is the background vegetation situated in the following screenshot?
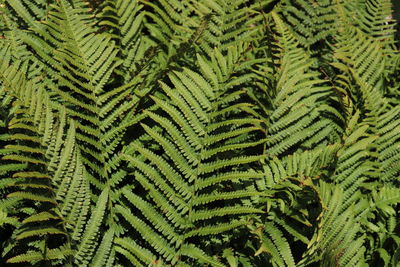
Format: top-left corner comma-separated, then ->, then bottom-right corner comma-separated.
0,0 -> 399,266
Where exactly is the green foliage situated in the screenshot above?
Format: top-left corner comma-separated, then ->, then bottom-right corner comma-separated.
0,0 -> 398,266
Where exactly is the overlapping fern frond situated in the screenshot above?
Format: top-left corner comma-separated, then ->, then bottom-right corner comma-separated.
280,0 -> 336,47
0,55 -> 114,265
118,46 -> 265,266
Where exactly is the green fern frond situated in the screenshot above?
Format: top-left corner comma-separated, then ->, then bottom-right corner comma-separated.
120,50 -> 265,264
7,247 -> 74,264
114,237 -> 157,265
280,0 -> 336,47
75,188 -> 109,266
300,182 -> 367,266
91,228 -> 115,267
180,244 -> 225,267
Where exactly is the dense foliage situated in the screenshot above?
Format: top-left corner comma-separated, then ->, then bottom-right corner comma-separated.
0,0 -> 399,266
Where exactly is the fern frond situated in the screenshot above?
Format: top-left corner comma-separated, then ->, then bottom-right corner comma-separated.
280,0 -> 336,47
114,237 -> 157,265
7,247 -> 74,264
91,228 -> 115,267
261,13 -> 342,156
120,51 -> 265,265
300,182 -> 367,266
75,188 -> 109,266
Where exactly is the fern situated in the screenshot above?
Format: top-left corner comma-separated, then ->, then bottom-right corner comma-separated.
0,0 -> 399,266
119,51 -> 265,265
